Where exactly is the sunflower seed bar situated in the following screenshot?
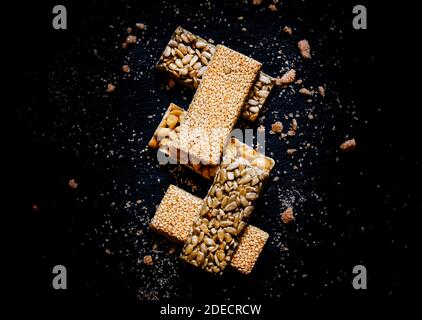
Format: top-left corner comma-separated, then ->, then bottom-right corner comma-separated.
180,157 -> 269,274
156,27 -> 274,122
150,184 -> 203,243
230,225 -> 269,274
242,73 -> 275,121
148,104 -> 274,179
157,26 -> 215,89
150,185 -> 268,274
167,45 -> 261,166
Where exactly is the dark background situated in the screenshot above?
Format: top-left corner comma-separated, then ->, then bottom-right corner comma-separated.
9,0 -> 417,308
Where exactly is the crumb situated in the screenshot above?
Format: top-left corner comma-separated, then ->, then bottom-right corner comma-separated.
298,39 -> 311,59
287,130 -> 296,136
268,4 -> 277,12
242,27 -> 247,32
121,42 -> 128,49
340,138 -> 356,152
291,119 -> 298,131
68,179 -> 78,189
126,35 -> 137,44
287,148 -> 297,155
308,113 -> 314,120
280,133 -> 287,139
105,249 -> 112,255
281,207 -> 295,224
273,176 -> 280,182
31,204 -> 39,211
237,16 -> 244,20
252,0 -> 264,5
136,199 -> 142,204
271,121 -> 283,133
135,23 -> 145,30
275,69 -> 296,86
106,83 -> 115,93
168,78 -> 176,89
295,79 -> 303,85
299,88 -> 312,96
318,86 -> 326,97
258,125 -> 265,134
127,27 -> 132,34
282,26 -> 292,35
143,255 -> 153,266
169,246 -> 176,254
122,65 -> 130,73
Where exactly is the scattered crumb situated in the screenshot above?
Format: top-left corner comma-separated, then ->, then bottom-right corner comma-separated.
268,4 -> 277,12
126,35 -> 137,44
318,86 -> 325,97
271,121 -> 283,133
127,27 -> 132,34
282,26 -> 292,35
168,78 -> 176,89
275,69 -> 296,86
136,23 -> 145,30
252,0 -> 264,5
121,42 -> 128,49
298,39 -> 311,59
68,179 -> 78,189
237,16 -> 244,20
308,113 -> 314,120
143,255 -> 153,266
31,204 -> 39,211
299,88 -> 312,96
280,133 -> 287,139
287,148 -> 297,155
122,65 -> 131,73
287,130 -> 296,136
106,83 -> 115,93
281,207 -> 295,224
295,79 -> 303,85
291,119 -> 298,131
340,138 -> 356,152
169,246 -> 176,254
105,249 -> 112,255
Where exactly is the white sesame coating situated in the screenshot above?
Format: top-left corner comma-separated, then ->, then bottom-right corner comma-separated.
231,225 -> 269,274
169,45 -> 262,165
150,185 -> 202,243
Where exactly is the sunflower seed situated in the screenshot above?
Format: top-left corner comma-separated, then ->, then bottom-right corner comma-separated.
196,251 -> 205,264
178,43 -> 188,54
204,238 -> 215,246
226,162 -> 239,171
196,41 -> 207,49
224,202 -> 237,212
182,54 -> 193,64
225,227 -> 237,235
220,220 -> 233,227
246,192 -> 257,200
163,46 -> 171,57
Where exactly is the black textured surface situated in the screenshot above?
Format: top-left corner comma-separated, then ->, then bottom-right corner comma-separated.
11,0 -> 415,305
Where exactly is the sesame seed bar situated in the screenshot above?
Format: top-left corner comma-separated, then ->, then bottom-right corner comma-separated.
150,184 -> 203,243
180,157 -> 269,274
167,45 -> 262,166
148,103 -> 274,179
156,26 -> 275,122
230,225 -> 269,275
149,185 -> 268,274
